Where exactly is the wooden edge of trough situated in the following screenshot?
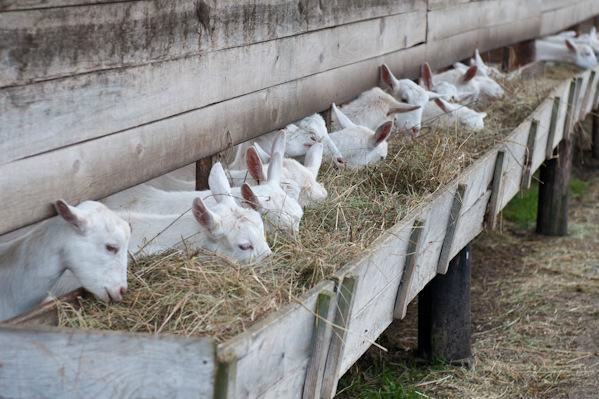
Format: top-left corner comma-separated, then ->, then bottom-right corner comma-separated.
2,65 -> 597,398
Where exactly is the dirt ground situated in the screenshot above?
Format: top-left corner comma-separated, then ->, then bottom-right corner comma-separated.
337,158 -> 599,398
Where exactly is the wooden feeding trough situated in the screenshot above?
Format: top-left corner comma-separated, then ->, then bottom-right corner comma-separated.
2,1 -> 599,398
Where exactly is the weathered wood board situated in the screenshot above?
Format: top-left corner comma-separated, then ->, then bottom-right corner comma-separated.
0,324 -> 216,399
1,10 -> 426,165
0,0 -> 426,86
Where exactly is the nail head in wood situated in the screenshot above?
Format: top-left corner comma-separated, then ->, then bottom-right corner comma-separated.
437,184 -> 467,275
394,219 -> 425,320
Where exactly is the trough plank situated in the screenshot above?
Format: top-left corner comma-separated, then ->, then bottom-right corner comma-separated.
0,10 -> 426,165
0,324 -> 216,399
218,280 -> 335,399
0,0 -> 426,87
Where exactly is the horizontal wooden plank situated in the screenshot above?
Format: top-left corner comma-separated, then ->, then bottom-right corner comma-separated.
427,0 -> 540,41
0,43 -> 428,235
218,280 -> 335,398
425,16 -> 541,69
540,0 -> 599,36
0,0 -> 426,87
0,324 -> 216,398
1,10 -> 426,165
0,0 -> 128,11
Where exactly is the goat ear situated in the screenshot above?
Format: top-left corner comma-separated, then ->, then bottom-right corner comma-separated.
421,63 -> 434,90
387,104 -> 421,116
271,129 -> 287,156
462,65 -> 478,82
192,197 -> 221,234
380,64 -> 398,90
371,121 -> 393,146
474,48 -> 485,67
304,142 -> 324,177
253,142 -> 271,163
208,162 -> 234,205
591,26 -> 597,38
267,151 -> 283,184
240,183 -> 260,210
55,200 -> 87,234
565,39 -> 577,53
434,98 -> 451,114
331,103 -> 356,129
246,147 -> 266,184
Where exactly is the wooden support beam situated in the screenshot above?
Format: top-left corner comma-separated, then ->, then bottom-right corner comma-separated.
418,244 -> 472,364
537,79 -> 577,237
485,150 -> 506,230
320,275 -> 358,399
581,71 -> 596,119
437,184 -> 467,275
545,96 -> 562,159
593,76 -> 599,111
302,290 -> 335,399
394,220 -> 425,320
195,156 -> 215,191
521,119 -> 539,191
214,355 -> 237,399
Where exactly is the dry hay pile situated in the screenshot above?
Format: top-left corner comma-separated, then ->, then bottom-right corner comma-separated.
57,64 -> 581,342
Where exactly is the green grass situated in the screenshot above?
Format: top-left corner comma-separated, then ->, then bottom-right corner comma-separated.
337,356 -> 452,399
502,176 -> 589,229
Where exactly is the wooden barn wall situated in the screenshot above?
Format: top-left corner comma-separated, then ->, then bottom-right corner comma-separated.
1,0 -> 598,235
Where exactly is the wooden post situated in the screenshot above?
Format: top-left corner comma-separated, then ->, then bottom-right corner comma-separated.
418,244 -> 472,364
537,79 -> 577,236
485,150 -> 506,230
545,97 -> 561,159
520,119 -> 539,191
302,290 -> 335,399
393,220 -> 425,320
320,275 -> 358,399
437,184 -> 467,275
512,39 -> 535,69
195,156 -> 215,190
214,355 -> 237,399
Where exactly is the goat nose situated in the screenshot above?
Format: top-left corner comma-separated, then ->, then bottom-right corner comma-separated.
120,286 -> 128,297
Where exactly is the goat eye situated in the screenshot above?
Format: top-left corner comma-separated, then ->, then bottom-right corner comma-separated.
238,243 -> 254,251
105,244 -> 119,254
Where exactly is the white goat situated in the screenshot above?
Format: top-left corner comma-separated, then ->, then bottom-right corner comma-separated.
330,87 -> 421,136
327,104 -> 393,168
228,142 -> 328,207
534,38 -> 598,69
422,62 -> 504,102
0,200 -> 131,321
230,114 -> 345,169
104,154 -> 303,234
542,28 -> 599,55
423,98 -> 487,131
379,63 -> 444,132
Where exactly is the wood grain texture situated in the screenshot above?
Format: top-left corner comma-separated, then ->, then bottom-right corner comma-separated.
0,324 -> 216,399
1,10 -> 426,165
521,119 -> 539,190
485,150 -> 506,230
0,0 -> 426,87
427,0 -> 540,41
540,0 -> 599,36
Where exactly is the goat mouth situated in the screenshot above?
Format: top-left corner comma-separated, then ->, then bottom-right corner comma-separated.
104,288 -> 114,302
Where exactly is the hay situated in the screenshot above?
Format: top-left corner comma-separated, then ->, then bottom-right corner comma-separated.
57,64 -> 582,342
